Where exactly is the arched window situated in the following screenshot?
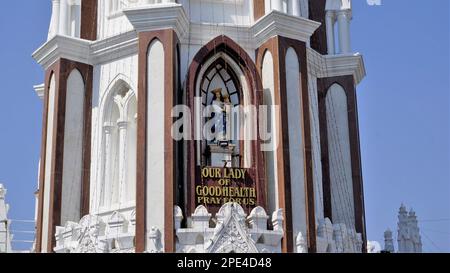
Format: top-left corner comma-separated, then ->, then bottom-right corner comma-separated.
197,56 -> 244,168
200,59 -> 241,108
99,79 -> 137,211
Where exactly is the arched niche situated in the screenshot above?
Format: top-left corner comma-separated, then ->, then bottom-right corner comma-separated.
186,35 -> 267,214
96,74 -> 137,213
325,83 -> 355,228
194,52 -> 251,168
285,47 -> 308,247
61,69 -> 85,225
261,49 -> 278,215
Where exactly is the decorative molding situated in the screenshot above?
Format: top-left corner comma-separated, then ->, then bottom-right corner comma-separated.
32,35 -> 91,70
307,48 -> 366,84
176,203 -> 284,253
206,203 -> 259,253
252,10 -> 321,47
33,84 -> 45,101
90,31 -> 138,64
316,217 -> 363,253
33,9 -> 366,88
54,211 -> 136,253
33,7 -> 326,70
123,3 -> 189,38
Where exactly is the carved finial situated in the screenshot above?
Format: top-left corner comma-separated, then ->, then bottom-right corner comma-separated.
399,203 -> 407,212
148,227 -> 163,253
174,206 -> 184,230
271,209 -> 284,231
296,232 -> 308,253
248,207 -> 269,231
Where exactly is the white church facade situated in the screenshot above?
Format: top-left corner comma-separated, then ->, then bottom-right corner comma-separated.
32,0 -> 367,253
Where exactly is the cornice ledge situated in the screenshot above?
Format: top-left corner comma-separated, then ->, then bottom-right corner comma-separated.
32,35 -> 92,70
307,48 -> 366,85
123,3 -> 190,40
324,53 -> 366,85
90,31 -> 138,64
252,10 -> 321,47
33,83 -> 45,100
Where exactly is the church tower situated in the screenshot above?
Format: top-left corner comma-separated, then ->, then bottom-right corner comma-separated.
33,0 -> 367,253
397,205 -> 422,253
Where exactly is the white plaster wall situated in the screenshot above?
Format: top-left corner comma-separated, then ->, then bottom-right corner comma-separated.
42,75 -> 56,252
285,48 -> 307,248
98,0 -> 134,39
146,40 -> 166,251
90,54 -> 138,214
61,70 -> 85,225
326,84 -> 355,228
307,73 -> 324,221
180,0 -> 253,25
98,0 -> 253,38
261,51 -> 279,213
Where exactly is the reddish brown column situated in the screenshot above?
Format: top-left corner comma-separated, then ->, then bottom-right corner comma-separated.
308,0 -> 328,55
317,75 -> 367,252
255,36 -> 317,253
35,59 -> 93,253
136,30 -> 178,253
80,0 -> 98,41
253,0 -> 265,21
35,0 -> 97,253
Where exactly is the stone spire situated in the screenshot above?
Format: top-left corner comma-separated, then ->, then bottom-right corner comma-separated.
383,228 -> 394,253
397,204 -> 411,252
397,204 -> 422,253
407,209 -> 422,253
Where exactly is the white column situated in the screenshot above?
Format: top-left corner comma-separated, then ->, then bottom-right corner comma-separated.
290,0 -> 301,17
59,0 -> 69,35
111,0 -> 117,12
325,11 -> 336,55
265,0 -> 271,14
117,120 -> 128,204
102,123 -> 115,208
71,2 -> 81,38
48,0 -> 61,39
272,0 -> 283,12
337,10 -> 351,54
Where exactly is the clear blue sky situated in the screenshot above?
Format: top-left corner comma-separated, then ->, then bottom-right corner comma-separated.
0,1 -> 448,252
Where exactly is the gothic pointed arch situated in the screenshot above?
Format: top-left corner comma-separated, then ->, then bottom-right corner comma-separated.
96,74 -> 137,213
206,203 -> 259,253
185,35 -> 266,216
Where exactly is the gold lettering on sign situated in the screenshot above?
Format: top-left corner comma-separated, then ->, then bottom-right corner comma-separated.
197,167 -> 257,207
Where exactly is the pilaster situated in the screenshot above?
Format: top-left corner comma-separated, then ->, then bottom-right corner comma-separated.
255,36 -> 316,253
